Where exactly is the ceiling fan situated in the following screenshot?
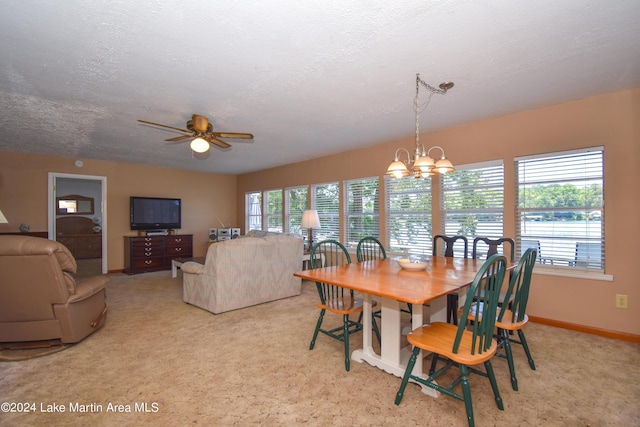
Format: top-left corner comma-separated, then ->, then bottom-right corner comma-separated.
138,114 -> 253,153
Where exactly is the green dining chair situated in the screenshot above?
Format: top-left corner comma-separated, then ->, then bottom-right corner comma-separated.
494,247 -> 537,391
395,254 -> 507,427
357,236 -> 412,322
432,235 -> 469,325
309,239 -> 377,371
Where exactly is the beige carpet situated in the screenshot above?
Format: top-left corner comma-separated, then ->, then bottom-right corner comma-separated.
1,271 -> 638,426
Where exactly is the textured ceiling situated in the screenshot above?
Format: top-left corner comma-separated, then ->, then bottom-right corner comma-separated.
0,1 -> 638,175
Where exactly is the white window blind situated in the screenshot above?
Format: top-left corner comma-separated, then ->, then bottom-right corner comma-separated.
440,161 -> 505,256
264,189 -> 283,232
516,147 -> 604,271
385,176 -> 432,255
246,191 -> 262,231
311,182 -> 340,242
285,186 -> 308,234
344,177 -> 380,247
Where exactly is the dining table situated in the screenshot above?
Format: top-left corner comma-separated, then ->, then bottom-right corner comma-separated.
294,256 -> 514,397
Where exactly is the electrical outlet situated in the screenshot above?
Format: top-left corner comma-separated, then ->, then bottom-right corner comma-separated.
615,294 -> 628,309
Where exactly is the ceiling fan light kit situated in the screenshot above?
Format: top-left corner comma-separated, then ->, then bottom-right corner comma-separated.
138,114 -> 253,154
386,74 -> 455,179
190,137 -> 209,153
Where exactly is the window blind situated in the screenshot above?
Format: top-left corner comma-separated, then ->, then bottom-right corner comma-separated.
385,176 -> 432,255
440,161 -> 505,256
311,182 -> 340,242
344,177 -> 380,247
285,186 -> 308,234
264,189 -> 283,232
245,192 -> 262,231
515,147 -> 604,271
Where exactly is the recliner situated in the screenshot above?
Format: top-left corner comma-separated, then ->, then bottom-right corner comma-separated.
0,235 -> 109,344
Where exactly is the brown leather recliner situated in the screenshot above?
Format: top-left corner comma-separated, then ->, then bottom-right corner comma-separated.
0,235 -> 109,344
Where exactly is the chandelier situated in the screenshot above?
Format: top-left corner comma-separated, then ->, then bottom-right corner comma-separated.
386,73 -> 455,179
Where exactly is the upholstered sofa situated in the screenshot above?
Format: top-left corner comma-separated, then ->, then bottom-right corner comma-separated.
181,231 -> 304,314
0,235 -> 109,344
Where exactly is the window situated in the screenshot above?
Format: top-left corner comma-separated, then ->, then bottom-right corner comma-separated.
285,186 -> 308,234
264,189 -> 283,232
385,176 -> 432,254
516,147 -> 604,271
440,161 -> 505,256
245,191 -> 262,231
311,182 -> 340,242
344,177 -> 379,247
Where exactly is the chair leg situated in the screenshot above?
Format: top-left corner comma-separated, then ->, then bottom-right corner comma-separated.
395,347 -> 420,405
309,309 -> 325,350
501,329 -> 518,391
484,360 -> 504,411
343,314 -> 350,371
447,293 -> 458,325
517,329 -> 536,370
429,353 -> 440,375
372,314 -> 381,346
459,364 -> 476,427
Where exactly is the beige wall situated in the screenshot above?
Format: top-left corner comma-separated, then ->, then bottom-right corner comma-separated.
237,88 -> 640,336
0,153 -> 237,269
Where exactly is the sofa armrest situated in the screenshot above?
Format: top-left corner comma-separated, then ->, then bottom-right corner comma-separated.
181,261 -> 205,275
68,275 -> 110,303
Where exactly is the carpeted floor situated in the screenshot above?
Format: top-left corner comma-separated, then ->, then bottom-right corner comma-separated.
1,271 -> 638,426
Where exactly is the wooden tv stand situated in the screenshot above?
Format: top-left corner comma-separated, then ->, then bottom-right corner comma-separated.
123,234 -> 193,275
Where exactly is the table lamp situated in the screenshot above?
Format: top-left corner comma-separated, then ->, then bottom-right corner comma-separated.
301,209 -> 321,251
0,209 -> 7,224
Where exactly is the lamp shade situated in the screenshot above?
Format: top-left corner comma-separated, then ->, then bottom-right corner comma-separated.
0,209 -> 7,224
190,137 -> 210,153
301,210 -> 321,229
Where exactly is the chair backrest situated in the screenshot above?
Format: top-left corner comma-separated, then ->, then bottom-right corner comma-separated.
472,237 -> 515,262
432,235 -> 468,258
454,254 -> 507,355
574,242 -> 602,268
356,236 -> 387,262
498,248 -> 537,324
310,240 -> 352,304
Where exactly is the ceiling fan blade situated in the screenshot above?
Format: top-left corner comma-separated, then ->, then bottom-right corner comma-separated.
138,119 -> 191,133
206,136 -> 232,149
165,135 -> 192,142
212,132 -> 254,139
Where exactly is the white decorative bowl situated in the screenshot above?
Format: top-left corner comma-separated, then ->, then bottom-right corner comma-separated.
396,256 -> 430,271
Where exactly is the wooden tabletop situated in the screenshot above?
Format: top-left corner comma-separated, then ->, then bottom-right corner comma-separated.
294,257 -> 509,305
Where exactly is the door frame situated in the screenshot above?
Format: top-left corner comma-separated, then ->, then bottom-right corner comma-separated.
48,172 -> 108,274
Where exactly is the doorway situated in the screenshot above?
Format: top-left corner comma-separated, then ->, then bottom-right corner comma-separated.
48,173 -> 107,275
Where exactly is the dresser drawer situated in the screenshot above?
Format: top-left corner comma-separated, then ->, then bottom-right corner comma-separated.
165,235 -> 193,247
165,245 -> 192,257
130,237 -> 165,248
131,246 -> 163,257
130,256 -> 165,269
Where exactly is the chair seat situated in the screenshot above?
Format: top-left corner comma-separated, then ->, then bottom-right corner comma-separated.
495,310 -> 529,331
408,322 -> 498,366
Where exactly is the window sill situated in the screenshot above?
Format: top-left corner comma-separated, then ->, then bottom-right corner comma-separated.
532,265 -> 613,282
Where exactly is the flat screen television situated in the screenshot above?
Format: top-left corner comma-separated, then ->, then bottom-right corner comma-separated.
130,196 -> 181,231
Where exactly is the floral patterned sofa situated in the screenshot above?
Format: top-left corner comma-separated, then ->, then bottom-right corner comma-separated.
181,231 -> 304,314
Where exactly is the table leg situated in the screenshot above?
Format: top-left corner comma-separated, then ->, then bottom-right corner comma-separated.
171,260 -> 181,278
352,295 -> 439,398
